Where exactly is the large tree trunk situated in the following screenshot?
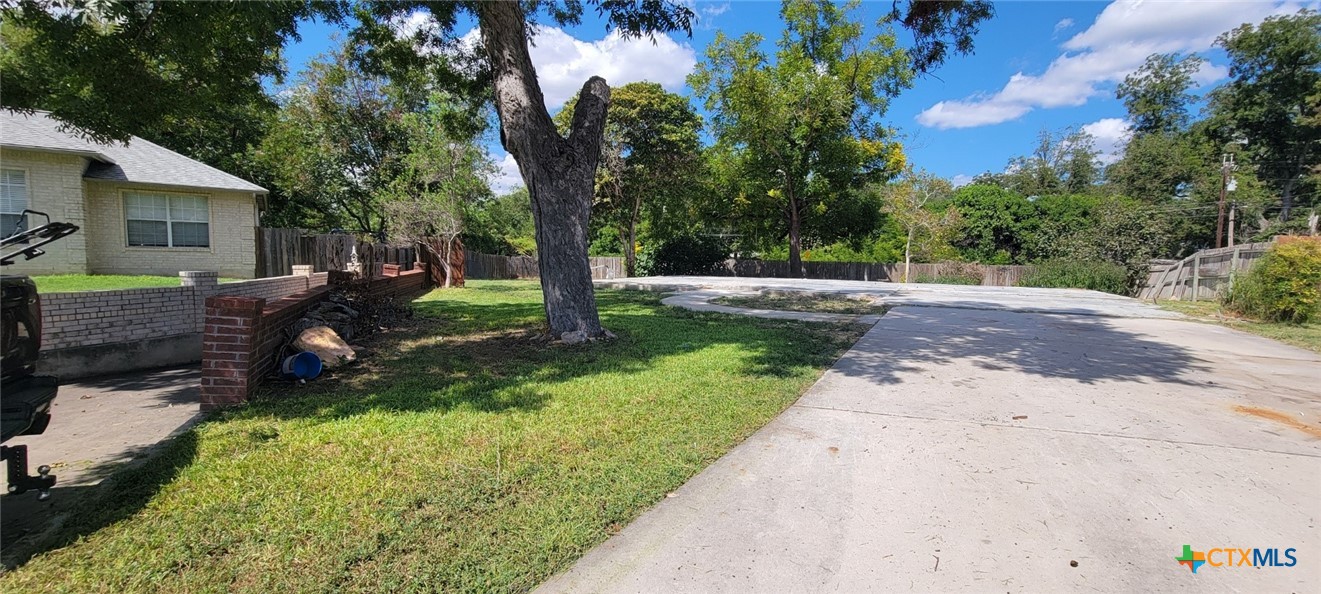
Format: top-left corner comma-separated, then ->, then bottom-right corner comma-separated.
621,223 -> 637,277
786,190 -> 804,278
477,2 -> 608,337
622,193 -> 641,277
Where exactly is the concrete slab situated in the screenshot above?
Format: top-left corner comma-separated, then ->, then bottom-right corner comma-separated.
661,290 -> 884,325
599,276 -> 1181,319
538,306 -> 1321,593
2,366 -> 201,566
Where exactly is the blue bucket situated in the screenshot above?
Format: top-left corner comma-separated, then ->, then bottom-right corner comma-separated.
281,351 -> 323,380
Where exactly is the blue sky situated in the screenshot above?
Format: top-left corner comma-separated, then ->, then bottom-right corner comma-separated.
282,0 -> 1316,192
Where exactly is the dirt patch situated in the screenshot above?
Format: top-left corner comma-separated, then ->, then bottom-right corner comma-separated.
1233,405 -> 1321,439
714,293 -> 888,315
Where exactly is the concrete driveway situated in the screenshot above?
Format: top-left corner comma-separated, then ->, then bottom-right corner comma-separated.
546,279 -> 1321,592
2,366 -> 202,567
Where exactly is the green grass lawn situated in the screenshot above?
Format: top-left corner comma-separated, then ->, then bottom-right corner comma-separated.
715,292 -> 889,315
31,274 -> 243,292
1160,300 -> 1321,353
1,280 -> 865,592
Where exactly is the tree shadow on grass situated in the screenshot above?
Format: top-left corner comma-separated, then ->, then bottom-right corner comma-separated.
237,288 -> 860,424
1,431 -> 198,569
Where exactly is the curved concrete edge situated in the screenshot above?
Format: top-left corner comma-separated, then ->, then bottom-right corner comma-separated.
659,290 -> 884,326
598,277 -> 1185,320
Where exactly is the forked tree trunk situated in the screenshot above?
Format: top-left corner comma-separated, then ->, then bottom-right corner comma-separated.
477,2 -> 608,337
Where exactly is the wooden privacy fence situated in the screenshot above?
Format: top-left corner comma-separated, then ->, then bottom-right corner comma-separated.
256,228 -> 417,278
1139,242 -> 1273,301
464,252 -> 625,280
718,260 -> 1035,286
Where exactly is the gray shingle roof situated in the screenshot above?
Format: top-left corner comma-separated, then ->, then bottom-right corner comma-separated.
1,109 -> 266,193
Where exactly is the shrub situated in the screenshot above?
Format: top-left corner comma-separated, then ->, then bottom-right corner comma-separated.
636,234 -> 730,276
1018,260 -> 1130,295
1222,238 -> 1321,324
911,261 -> 983,285
913,274 -> 982,285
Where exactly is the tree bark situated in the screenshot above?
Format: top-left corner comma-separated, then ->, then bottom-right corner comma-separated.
622,192 -> 641,277
621,223 -> 637,277
784,175 -> 805,278
477,1 -> 607,337
904,227 -> 914,283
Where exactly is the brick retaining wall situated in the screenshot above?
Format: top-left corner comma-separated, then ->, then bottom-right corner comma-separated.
37,268 -> 332,378
200,266 -> 429,409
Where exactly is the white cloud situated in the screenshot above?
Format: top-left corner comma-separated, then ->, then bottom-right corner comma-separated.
526,27 -> 697,109
1081,117 -> 1132,165
916,99 -> 1031,129
916,0 -> 1309,129
489,152 -> 524,194
1053,18 -> 1075,36
951,174 -> 974,188
701,2 -> 730,20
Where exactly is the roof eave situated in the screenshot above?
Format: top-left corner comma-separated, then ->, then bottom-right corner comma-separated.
0,142 -> 117,164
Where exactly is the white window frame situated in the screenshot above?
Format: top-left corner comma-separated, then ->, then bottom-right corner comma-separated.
122,190 -> 212,249
1,167 -> 30,236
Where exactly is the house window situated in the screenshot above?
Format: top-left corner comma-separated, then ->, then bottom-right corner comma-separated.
124,192 -> 210,248
0,168 -> 28,236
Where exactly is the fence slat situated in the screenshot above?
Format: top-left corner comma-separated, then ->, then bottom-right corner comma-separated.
255,228 -> 420,278
1138,241 -> 1273,301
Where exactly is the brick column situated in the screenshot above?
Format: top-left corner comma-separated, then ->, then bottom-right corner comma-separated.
382,263 -> 401,277
292,264 -> 314,277
180,270 -> 219,289
201,296 -> 264,411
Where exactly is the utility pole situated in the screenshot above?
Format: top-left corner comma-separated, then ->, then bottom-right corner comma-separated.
1228,201 -> 1236,247
1216,153 -> 1234,248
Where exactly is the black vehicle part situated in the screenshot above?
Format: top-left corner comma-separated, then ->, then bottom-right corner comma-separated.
1,375 -> 58,442
2,445 -> 55,500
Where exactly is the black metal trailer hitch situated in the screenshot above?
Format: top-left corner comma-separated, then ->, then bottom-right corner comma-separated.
2,445 -> 55,500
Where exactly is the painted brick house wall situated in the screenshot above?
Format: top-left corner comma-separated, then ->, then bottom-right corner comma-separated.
0,148 -> 261,278
0,148 -> 90,275
82,181 -> 259,278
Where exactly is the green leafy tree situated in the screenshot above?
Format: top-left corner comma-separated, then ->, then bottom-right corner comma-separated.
1105,131 -> 1198,203
463,188 -> 537,256
949,184 -> 1035,264
0,0 -> 344,143
1209,10 -> 1321,219
1049,197 -> 1174,291
252,42 -> 431,235
383,98 -> 494,287
555,82 -> 704,276
881,170 -> 961,282
1116,53 -> 1205,135
690,0 -> 915,277
993,127 -> 1101,197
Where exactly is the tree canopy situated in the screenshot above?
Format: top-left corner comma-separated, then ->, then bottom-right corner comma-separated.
691,0 -> 914,276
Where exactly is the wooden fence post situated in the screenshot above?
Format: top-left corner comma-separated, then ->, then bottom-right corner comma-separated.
1194,252 -> 1204,302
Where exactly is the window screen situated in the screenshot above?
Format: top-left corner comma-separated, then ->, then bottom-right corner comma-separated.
125,192 -> 209,247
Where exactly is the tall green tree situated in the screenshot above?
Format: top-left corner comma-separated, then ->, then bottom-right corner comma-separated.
1005,127 -> 1101,196
881,170 -> 960,282
383,97 -> 494,287
0,0 -> 344,143
252,42 -> 432,236
1116,53 -> 1205,135
1209,10 -> 1321,219
690,0 -> 915,276
949,184 -> 1035,264
555,82 -> 704,277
